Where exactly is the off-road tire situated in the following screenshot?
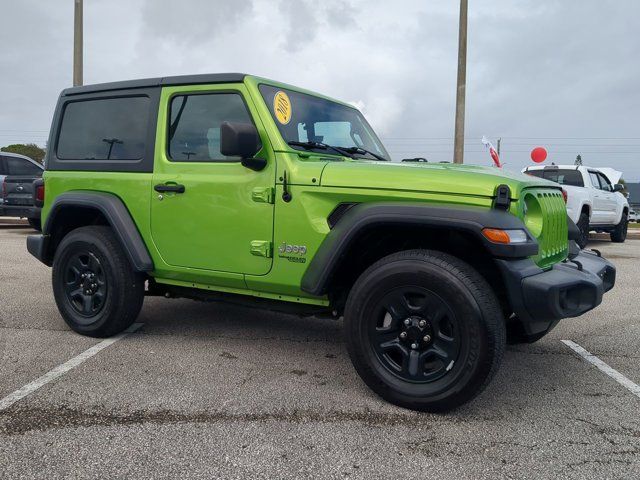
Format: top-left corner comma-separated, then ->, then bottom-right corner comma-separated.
576,212 -> 590,249
344,249 -> 505,412
610,215 -> 628,243
27,217 -> 41,231
52,226 -> 145,337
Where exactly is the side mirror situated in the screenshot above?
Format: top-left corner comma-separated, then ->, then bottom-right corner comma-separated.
220,121 -> 266,171
613,183 -> 624,193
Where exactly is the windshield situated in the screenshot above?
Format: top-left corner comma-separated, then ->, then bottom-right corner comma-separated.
259,84 -> 391,161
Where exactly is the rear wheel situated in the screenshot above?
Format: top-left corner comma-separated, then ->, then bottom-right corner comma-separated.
344,250 -> 505,412
610,215 -> 628,243
52,226 -> 145,337
576,212 -> 590,249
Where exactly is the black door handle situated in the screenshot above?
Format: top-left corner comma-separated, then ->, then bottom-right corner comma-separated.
154,183 -> 185,193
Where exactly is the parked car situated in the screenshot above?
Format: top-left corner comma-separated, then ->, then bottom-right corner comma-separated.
27,74 -> 616,412
628,209 -> 639,223
523,165 -> 629,247
0,152 -> 44,229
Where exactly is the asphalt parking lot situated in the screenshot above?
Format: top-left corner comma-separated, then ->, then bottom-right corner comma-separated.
1,225 -> 639,479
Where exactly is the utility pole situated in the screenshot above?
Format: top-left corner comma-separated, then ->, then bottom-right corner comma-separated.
497,137 -> 501,156
453,0 -> 468,164
73,0 -> 83,86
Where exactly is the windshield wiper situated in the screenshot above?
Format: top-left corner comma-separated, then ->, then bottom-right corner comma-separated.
287,141 -> 356,158
288,141 -> 387,161
337,146 -> 388,162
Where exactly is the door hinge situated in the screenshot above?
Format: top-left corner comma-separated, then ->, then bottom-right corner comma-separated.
250,240 -> 272,258
251,187 -> 275,204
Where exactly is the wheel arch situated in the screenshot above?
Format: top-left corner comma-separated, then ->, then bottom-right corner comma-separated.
41,191 -> 153,272
301,203 -> 538,312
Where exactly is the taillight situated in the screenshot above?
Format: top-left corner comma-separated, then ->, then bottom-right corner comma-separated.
36,184 -> 45,203
562,189 -> 568,204
33,179 -> 45,207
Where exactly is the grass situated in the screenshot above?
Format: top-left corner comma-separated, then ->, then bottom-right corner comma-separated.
628,222 -> 640,229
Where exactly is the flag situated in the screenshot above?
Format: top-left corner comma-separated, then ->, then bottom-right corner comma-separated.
481,136 -> 502,168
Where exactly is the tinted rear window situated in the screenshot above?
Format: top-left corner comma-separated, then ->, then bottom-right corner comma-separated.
5,157 -> 42,175
57,96 -> 149,160
527,169 -> 584,187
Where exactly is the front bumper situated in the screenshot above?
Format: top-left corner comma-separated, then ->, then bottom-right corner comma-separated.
497,250 -> 615,340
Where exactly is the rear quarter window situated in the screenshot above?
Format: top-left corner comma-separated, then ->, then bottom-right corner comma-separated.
48,88 -> 159,173
57,97 -> 149,160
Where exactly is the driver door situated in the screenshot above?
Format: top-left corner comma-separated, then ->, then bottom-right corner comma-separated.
150,84 -> 275,276
595,172 -> 617,224
589,171 -> 608,224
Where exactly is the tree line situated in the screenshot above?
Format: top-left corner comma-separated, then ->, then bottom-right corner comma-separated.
1,143 -> 46,163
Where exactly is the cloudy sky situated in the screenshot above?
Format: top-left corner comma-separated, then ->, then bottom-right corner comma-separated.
1,0 -> 639,180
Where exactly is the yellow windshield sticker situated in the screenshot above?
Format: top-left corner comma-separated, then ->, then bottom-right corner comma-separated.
273,91 -> 292,125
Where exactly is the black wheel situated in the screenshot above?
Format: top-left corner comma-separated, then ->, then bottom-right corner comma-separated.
576,213 -> 590,249
28,217 -> 41,231
344,250 -> 505,412
610,215 -> 628,243
52,226 -> 145,337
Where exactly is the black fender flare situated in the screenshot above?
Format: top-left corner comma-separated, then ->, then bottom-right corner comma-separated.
300,202 -> 538,296
42,191 -> 153,272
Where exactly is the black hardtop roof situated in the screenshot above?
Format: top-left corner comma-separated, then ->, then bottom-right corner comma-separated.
62,73 -> 247,96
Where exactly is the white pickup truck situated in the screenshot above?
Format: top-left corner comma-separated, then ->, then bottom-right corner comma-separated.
523,165 -> 629,247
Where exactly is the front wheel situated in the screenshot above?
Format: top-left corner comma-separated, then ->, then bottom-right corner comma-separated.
610,216 -> 627,243
576,212 -> 590,249
52,226 -> 145,337
344,250 -> 505,412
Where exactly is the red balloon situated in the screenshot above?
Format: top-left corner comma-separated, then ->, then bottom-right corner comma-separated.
531,147 -> 547,163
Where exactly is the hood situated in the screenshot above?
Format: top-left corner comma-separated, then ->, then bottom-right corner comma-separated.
595,167 -> 623,185
320,161 -> 558,199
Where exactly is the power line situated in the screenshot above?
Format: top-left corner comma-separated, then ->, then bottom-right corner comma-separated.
0,130 -> 49,133
383,137 -> 640,140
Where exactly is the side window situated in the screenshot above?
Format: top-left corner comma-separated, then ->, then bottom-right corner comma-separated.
589,172 -> 602,190
57,96 -> 150,160
168,93 -> 254,162
597,173 -> 612,192
7,158 -> 42,175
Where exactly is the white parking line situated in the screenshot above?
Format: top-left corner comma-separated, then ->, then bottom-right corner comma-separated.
0,323 -> 143,411
562,339 -> 640,399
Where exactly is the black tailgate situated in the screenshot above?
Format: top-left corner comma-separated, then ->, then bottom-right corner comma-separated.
3,176 -> 39,206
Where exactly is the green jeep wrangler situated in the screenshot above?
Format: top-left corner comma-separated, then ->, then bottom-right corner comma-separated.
28,73 -> 616,412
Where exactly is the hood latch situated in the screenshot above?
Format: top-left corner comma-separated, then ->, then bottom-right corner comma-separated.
493,184 -> 512,211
